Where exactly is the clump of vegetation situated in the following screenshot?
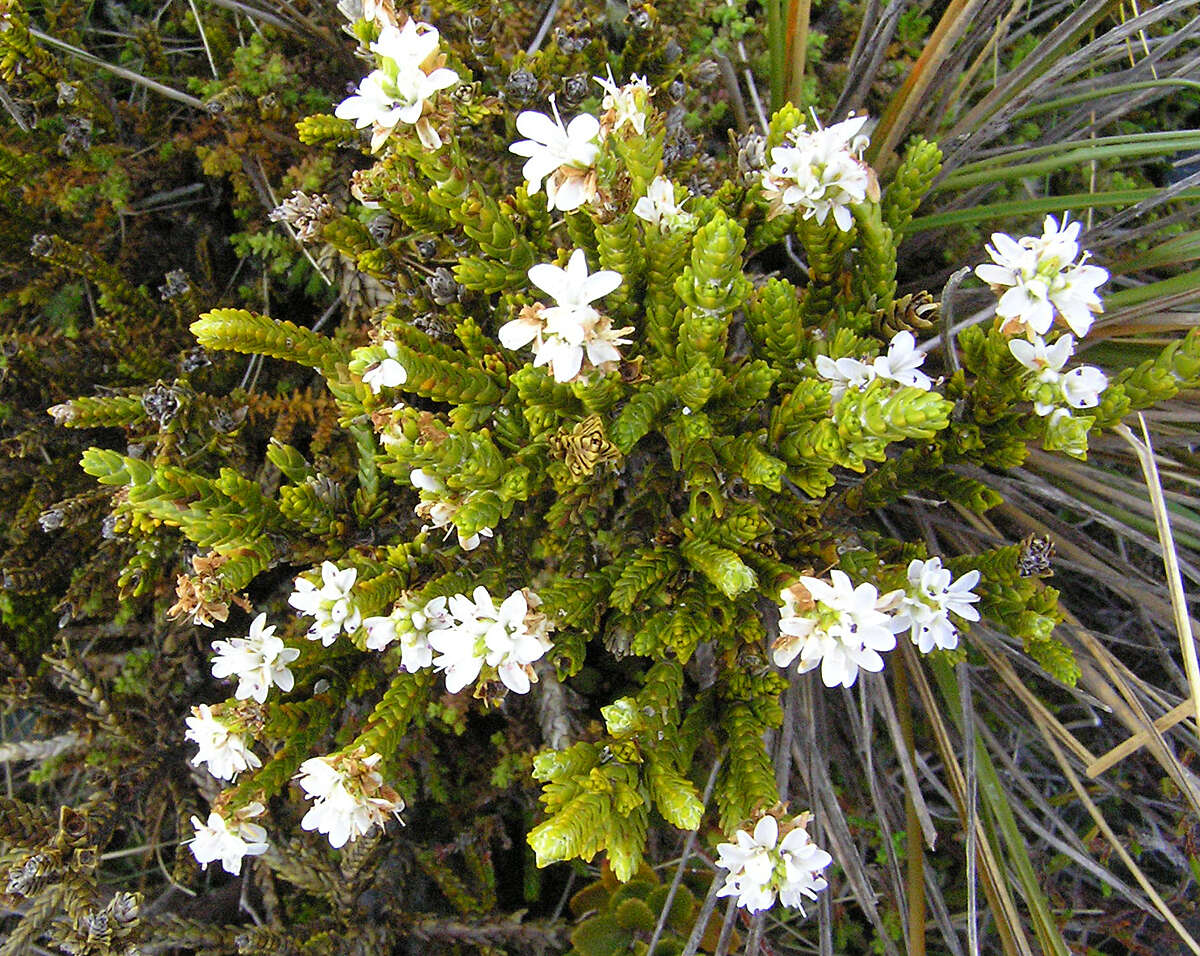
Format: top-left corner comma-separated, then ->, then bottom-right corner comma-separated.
2,0 -> 1200,953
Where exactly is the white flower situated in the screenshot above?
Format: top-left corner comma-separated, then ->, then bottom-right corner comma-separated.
1061,365 -> 1108,410
873,331 -> 932,390
362,340 -> 407,393
296,750 -> 405,849
498,250 -> 630,383
1008,335 -> 1107,416
594,68 -> 651,136
771,571 -> 897,688
410,470 -> 494,550
632,176 -> 695,232
815,354 -> 876,404
428,586 -> 553,695
363,594 -> 449,672
777,825 -> 833,914
975,215 -> 1108,337
716,813 -> 832,915
889,557 -> 981,653
288,562 -> 361,645
210,613 -> 300,704
761,114 -> 875,230
480,590 -> 553,694
716,815 -> 779,913
334,20 -> 458,151
184,703 -> 261,781
187,803 -> 268,875
509,98 -> 601,211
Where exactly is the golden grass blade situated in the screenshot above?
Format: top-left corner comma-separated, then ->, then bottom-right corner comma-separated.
1117,418 -> 1200,731
1087,698 -> 1196,777
928,653 -> 1072,956
783,0 -> 812,110
1067,619 -> 1200,819
1031,708 -> 1200,955
889,653 -> 927,956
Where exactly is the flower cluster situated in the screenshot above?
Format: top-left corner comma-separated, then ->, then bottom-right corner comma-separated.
184,703 -> 261,781
295,750 -> 405,848
498,249 -> 631,383
288,561 -> 362,645
761,114 -> 878,230
772,571 -> 898,688
210,612 -> 300,704
815,330 -> 933,403
975,214 -> 1108,338
410,468 -> 494,550
427,586 -> 553,695
632,176 -> 695,233
1009,334 -> 1108,416
510,73 -> 651,213
715,813 -> 833,914
188,803 -> 269,875
334,19 -> 459,151
595,68 -> 651,136
363,592 -> 450,671
510,97 -> 601,212
887,558 -> 982,653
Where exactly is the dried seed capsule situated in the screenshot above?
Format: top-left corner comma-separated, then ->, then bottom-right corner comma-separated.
504,69 -> 538,104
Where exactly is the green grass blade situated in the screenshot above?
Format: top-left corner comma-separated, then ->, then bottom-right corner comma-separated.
908,189 -> 1200,233
936,132 -> 1200,191
1016,79 -> 1200,119
931,657 -> 1072,956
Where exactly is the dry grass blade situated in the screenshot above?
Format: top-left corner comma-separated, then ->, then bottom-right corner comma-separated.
831,0 -> 906,118
871,668 -> 938,847
884,656 -> 929,956
1030,707 -> 1200,955
791,681 -> 898,948
1087,697 -> 1196,777
28,27 -> 206,109
845,684 -> 908,956
976,641 -> 1098,766
1117,418 -> 1200,727
942,0 -> 1192,166
903,647 -> 1036,956
867,0 -> 990,169
1067,615 -> 1200,818
972,717 -> 1152,911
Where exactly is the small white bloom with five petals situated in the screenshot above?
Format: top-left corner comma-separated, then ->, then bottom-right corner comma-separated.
761,114 -> 876,230
210,613 -> 300,704
363,594 -> 449,672
716,813 -> 832,915
288,562 -> 361,645
362,339 -> 407,393
594,68 -> 651,136
187,803 -> 269,875
334,20 -> 458,151
184,703 -> 262,781
873,331 -> 932,390
1009,335 -> 1107,416
509,98 -> 601,211
889,557 -> 981,653
498,250 -> 630,383
296,751 -> 405,849
632,176 -> 695,232
975,215 -> 1108,337
428,586 -> 552,695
